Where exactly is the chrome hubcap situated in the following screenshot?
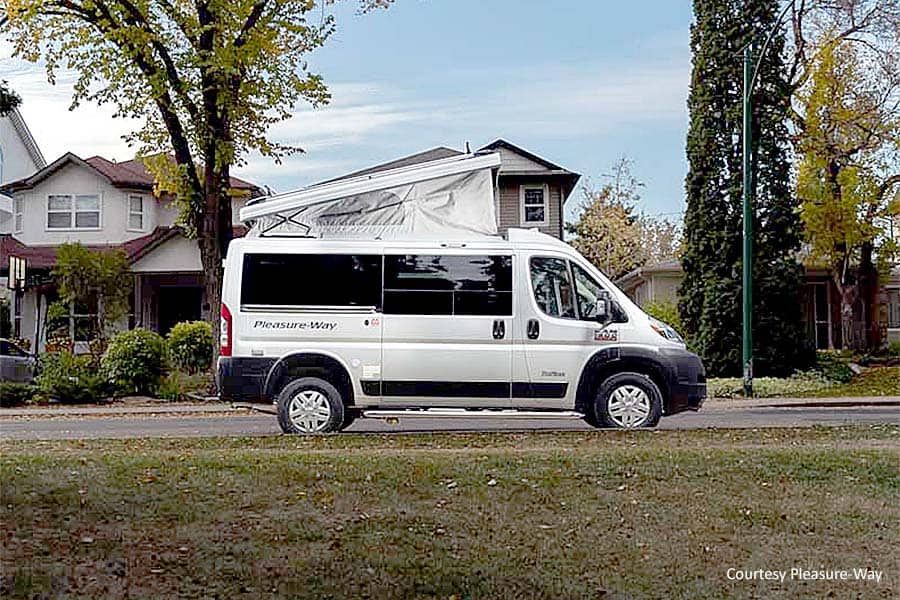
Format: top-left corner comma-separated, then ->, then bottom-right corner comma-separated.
288,390 -> 332,432
607,385 -> 651,428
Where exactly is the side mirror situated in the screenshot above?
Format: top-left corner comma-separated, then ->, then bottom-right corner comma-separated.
594,290 -> 612,324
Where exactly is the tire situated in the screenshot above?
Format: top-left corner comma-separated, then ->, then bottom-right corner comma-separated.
276,377 -> 345,434
593,372 -> 663,429
582,408 -> 601,428
339,408 -> 359,431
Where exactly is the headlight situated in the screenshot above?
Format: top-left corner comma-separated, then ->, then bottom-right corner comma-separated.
649,318 -> 685,344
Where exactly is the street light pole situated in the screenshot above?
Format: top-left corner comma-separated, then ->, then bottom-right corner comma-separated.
741,0 -> 795,397
742,44 -> 754,397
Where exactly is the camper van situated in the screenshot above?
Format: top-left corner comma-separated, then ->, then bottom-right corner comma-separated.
218,228 -> 705,433
218,151 -> 705,433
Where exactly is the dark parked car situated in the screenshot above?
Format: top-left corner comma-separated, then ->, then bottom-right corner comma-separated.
0,339 -> 36,383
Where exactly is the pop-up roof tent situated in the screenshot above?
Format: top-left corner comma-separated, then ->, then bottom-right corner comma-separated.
240,152 -> 502,239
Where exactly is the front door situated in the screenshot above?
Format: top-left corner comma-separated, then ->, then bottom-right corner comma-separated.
516,254 -> 628,409
380,252 -> 513,407
158,287 -> 202,335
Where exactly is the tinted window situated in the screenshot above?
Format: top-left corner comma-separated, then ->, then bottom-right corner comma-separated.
530,257 -> 576,319
241,254 -> 382,308
384,255 -> 512,316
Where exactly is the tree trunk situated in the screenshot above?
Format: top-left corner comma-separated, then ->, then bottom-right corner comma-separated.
196,160 -> 233,376
833,262 -> 858,351
858,241 -> 879,349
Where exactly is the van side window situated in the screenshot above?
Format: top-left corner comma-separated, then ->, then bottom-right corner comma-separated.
384,255 -> 513,316
240,254 -> 382,308
571,263 -> 628,322
529,257 -> 576,319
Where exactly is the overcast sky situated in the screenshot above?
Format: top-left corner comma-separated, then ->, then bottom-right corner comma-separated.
1,1 -> 694,221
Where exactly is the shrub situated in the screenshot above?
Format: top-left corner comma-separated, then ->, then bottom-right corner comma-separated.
812,352 -> 854,383
157,370 -> 216,401
888,341 -> 900,358
0,382 -> 38,407
102,328 -> 167,396
36,351 -> 107,404
642,300 -> 682,331
167,321 -> 214,373
706,372 -> 834,399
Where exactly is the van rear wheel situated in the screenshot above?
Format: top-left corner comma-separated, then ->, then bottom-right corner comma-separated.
592,372 -> 662,429
277,377 -> 345,434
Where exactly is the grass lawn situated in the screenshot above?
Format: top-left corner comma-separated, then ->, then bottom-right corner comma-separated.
803,366 -> 900,398
2,427 -> 898,599
708,365 -> 900,399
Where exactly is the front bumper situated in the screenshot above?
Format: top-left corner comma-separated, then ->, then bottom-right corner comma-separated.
660,347 -> 706,414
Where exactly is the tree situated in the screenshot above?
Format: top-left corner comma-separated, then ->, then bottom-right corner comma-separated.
0,80 -> 20,115
681,0 -> 811,377
52,243 -> 132,344
567,159 -> 681,281
796,38 -> 900,349
3,0 -> 387,360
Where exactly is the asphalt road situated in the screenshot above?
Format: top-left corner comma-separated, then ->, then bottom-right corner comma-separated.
1,405 -> 898,440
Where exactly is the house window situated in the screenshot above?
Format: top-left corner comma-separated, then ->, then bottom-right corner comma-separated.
13,293 -> 22,338
887,288 -> 900,329
811,282 -> 832,349
128,195 -> 144,231
13,197 -> 24,233
520,185 -> 548,225
70,300 -> 97,343
47,194 -> 101,229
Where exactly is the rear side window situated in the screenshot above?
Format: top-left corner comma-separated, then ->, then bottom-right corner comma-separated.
384,254 -> 513,316
240,253 -> 382,308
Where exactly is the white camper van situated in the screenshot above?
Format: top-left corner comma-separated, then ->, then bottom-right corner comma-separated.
218,153 -> 705,433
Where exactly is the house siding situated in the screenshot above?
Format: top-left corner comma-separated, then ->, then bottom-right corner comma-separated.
0,116 -> 42,185
496,178 -> 562,239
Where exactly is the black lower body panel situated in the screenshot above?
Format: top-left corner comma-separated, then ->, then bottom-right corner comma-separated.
217,357 -> 276,402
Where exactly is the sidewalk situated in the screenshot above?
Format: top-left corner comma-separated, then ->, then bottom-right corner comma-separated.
0,396 -> 896,418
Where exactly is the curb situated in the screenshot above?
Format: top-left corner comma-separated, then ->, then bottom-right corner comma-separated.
705,396 -> 900,410
0,403 -> 241,418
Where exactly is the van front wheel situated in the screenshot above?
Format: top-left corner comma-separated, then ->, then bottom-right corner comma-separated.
277,377 -> 345,434
593,372 -> 662,429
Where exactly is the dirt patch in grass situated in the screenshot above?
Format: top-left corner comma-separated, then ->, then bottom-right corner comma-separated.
2,427 -> 898,599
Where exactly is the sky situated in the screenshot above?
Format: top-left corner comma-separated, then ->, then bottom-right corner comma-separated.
1,1 -> 695,222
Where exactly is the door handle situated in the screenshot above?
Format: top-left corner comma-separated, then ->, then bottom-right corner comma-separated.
527,319 -> 540,340
492,319 -> 506,340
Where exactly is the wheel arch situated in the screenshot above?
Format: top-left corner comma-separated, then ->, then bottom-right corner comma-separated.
264,351 -> 355,406
574,347 -> 673,415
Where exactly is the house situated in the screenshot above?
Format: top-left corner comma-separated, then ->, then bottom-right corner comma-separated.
324,139 -> 581,240
0,107 -> 46,185
2,135 -> 576,351
0,151 -> 262,351
616,260 -> 900,349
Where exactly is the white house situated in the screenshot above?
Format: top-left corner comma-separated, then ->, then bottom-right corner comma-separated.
0,107 -> 46,186
0,150 -> 261,351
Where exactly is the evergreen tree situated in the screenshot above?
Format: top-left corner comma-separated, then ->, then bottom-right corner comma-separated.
0,81 -> 20,115
680,0 -> 811,377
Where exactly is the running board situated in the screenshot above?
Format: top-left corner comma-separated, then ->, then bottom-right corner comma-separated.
361,409 -> 584,420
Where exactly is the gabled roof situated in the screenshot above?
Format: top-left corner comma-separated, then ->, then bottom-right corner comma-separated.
314,139 -> 581,203
320,147 -> 464,183
0,152 -> 261,195
6,108 -> 46,170
0,226 -> 249,271
479,139 -> 572,173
